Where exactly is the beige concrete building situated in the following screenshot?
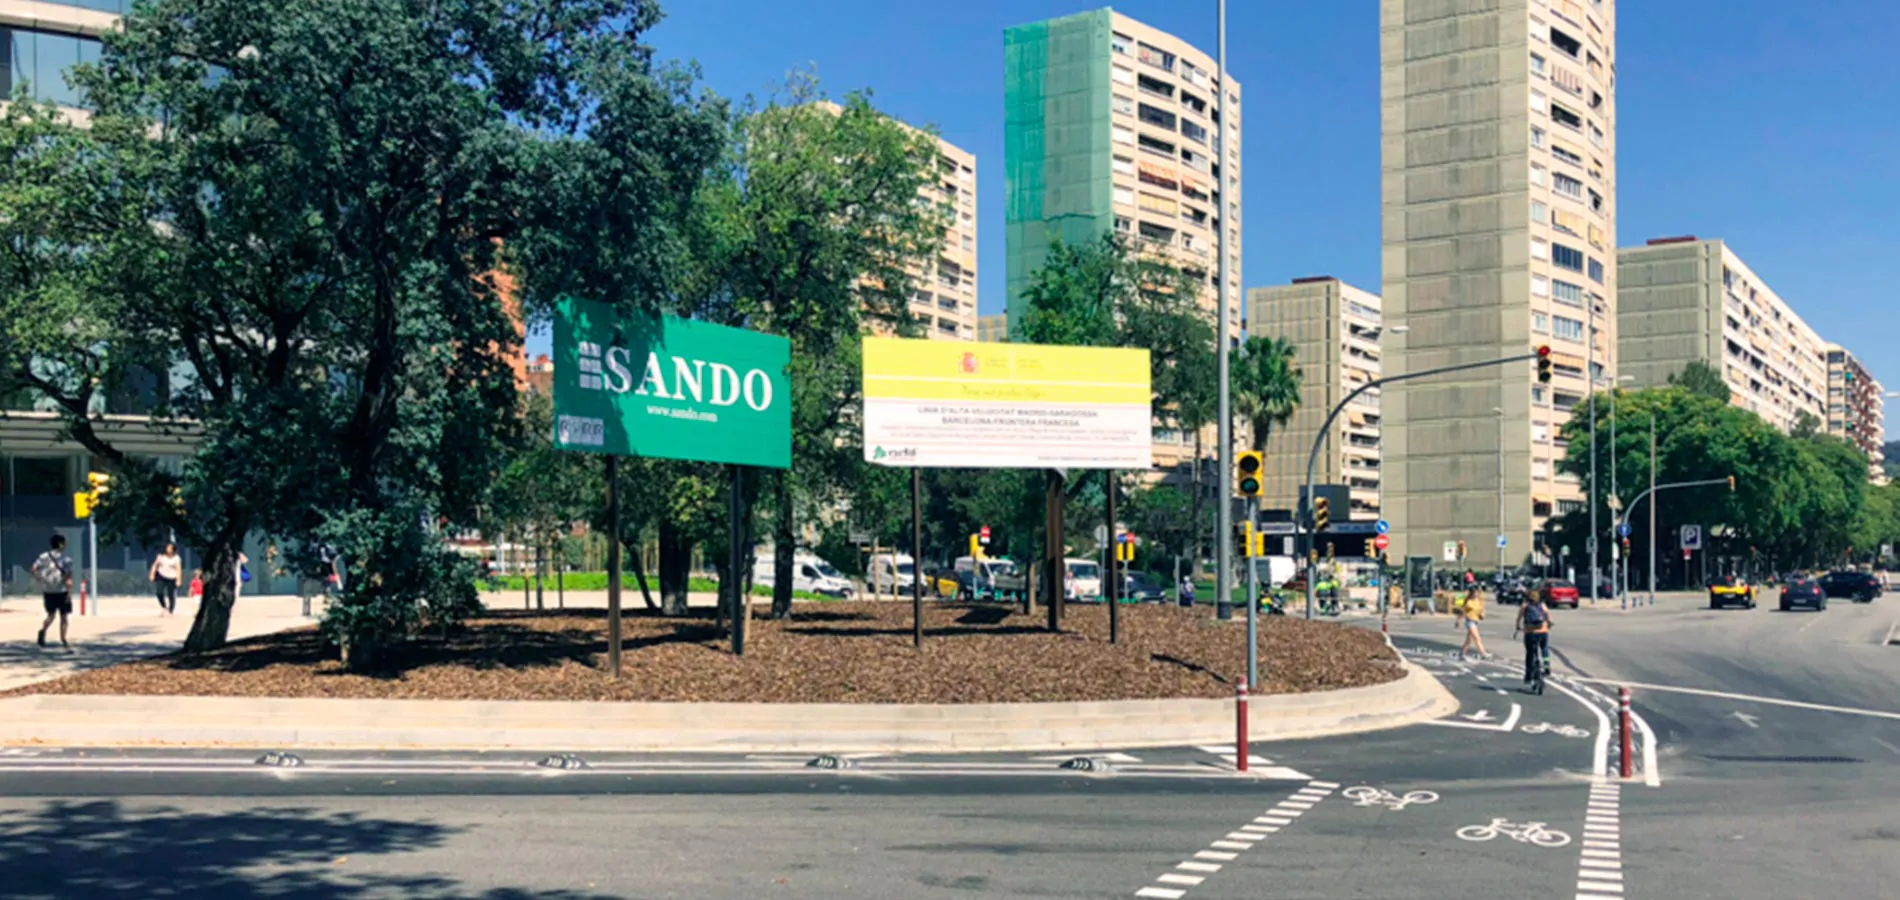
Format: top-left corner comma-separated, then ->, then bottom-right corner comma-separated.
1380,0 -> 1619,566
1617,237 -> 1829,435
1006,8 -> 1241,472
1825,344 -> 1885,481
1246,278 -> 1386,520
913,138 -> 979,340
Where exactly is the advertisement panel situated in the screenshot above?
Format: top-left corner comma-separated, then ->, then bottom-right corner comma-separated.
552,298 -> 790,469
861,337 -> 1151,469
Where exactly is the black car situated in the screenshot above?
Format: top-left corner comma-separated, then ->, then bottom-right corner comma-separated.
1818,571 -> 1881,603
1496,576 -> 1531,605
1780,578 -> 1826,611
1122,572 -> 1169,603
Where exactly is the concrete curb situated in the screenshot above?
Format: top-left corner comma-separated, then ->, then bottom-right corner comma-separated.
0,662 -> 1458,753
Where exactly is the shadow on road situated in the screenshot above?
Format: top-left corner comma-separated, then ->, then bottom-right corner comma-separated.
0,799 -> 618,899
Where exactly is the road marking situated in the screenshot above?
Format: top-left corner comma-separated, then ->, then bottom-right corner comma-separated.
1567,677 -> 1900,722
1572,782 -> 1626,899
1580,859 -> 1622,870
1874,737 -> 1900,757
1882,619 -> 1898,647
1032,751 -> 1143,763
1798,614 -> 1825,634
1731,711 -> 1760,729
1582,849 -> 1620,859
1425,702 -> 1523,732
1578,882 -> 1625,894
1131,782 -> 1333,899
1584,840 -> 1618,849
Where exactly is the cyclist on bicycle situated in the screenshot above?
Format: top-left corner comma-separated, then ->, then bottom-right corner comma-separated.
1514,588 -> 1554,686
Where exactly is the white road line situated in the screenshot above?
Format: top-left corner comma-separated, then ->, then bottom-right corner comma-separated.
1256,816 -> 1292,825
1238,825 -> 1274,834
1881,619 -> 1898,647
1580,858 -> 1622,869
1582,868 -> 1622,879
1157,874 -> 1204,886
1582,849 -> 1620,859
1309,780 -> 1341,789
1132,782 -> 1329,899
1584,840 -> 1619,849
1874,737 -> 1900,757
1626,705 -> 1663,787
1423,702 -> 1523,732
1208,841 -> 1251,851
1578,894 -> 1626,900
1567,677 -> 1900,722
1194,850 -> 1237,861
1136,888 -> 1186,899
1577,882 -> 1625,894
1176,862 -> 1220,873
1223,832 -> 1263,842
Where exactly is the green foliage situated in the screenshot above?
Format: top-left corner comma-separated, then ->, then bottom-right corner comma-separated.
1666,360 -> 1732,403
1234,335 -> 1303,456
0,0 -> 726,656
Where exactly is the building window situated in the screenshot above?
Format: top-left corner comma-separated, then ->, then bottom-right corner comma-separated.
0,27 -> 106,109
1553,316 -> 1585,342
1112,124 -> 1134,145
1137,103 -> 1177,131
1113,94 -> 1133,115
1530,88 -> 1547,112
1113,186 -> 1134,206
1531,164 -> 1548,187
1111,32 -> 1131,56
1551,141 -> 1584,166
1550,102 -> 1583,130
1533,312 -> 1550,333
1532,199 -> 1549,223
1531,53 -> 1547,75
1112,66 -> 1134,86
1550,27 -> 1582,59
1588,257 -> 1605,284
1531,238 -> 1549,261
1113,156 -> 1135,175
1589,123 -> 1605,149
1553,172 -> 1584,199
1532,275 -> 1550,297
1181,119 -> 1208,145
1552,279 -> 1585,307
1552,243 -> 1585,272
960,235 -> 973,251
1531,126 -> 1547,148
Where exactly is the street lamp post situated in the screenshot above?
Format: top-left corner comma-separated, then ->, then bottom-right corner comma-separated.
1587,310 -> 1599,605
1610,374 -> 1635,606
1494,407 -> 1505,577
1214,0 -> 1234,624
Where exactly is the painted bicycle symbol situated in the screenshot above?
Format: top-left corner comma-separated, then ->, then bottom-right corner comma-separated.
1342,786 -> 1440,811
1455,819 -> 1572,847
1519,722 -> 1590,738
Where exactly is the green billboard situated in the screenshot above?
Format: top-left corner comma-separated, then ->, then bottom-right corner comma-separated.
551,298 -> 791,469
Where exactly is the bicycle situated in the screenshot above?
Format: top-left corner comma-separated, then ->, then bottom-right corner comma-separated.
1455,818 -> 1571,847
1515,628 -> 1552,696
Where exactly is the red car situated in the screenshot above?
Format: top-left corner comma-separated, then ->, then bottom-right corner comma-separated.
1533,578 -> 1581,609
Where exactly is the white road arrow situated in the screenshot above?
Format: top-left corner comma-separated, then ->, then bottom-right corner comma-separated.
1462,710 -> 1495,722
1428,703 -> 1523,732
1731,711 -> 1761,729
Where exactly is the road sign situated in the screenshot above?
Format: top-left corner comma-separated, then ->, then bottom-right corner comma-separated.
978,525 -> 991,545
1680,524 -> 1703,551
1375,519 -> 1390,535
1618,522 -> 1631,538
1442,541 -> 1458,563
1094,525 -> 1109,544
1374,534 -> 1390,552
1683,548 -> 1692,561
1497,534 -> 1508,549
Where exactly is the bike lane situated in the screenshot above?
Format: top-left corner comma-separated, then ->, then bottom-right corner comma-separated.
1168,645 -> 1631,899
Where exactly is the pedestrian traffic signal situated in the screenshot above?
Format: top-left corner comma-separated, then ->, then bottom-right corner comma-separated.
1457,540 -> 1468,560
1535,345 -> 1552,384
969,534 -> 982,558
1313,497 -> 1331,532
1235,451 -> 1263,497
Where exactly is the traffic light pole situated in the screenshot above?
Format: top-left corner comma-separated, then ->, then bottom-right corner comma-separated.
1615,475 -> 1732,604
1245,506 -> 1258,688
1299,351 -> 1542,620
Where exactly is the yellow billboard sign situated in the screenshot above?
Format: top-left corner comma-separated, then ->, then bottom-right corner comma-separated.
861,337 -> 1152,469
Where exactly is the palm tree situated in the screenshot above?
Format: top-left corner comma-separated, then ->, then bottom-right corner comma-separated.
1235,335 -> 1303,454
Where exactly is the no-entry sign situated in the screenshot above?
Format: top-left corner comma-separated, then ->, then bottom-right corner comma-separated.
1374,534 -> 1390,551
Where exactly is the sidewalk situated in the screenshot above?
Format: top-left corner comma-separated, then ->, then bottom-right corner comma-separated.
0,594 -> 317,693
0,660 -> 1457,753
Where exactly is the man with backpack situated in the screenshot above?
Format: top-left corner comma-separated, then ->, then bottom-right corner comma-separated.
32,534 -> 75,650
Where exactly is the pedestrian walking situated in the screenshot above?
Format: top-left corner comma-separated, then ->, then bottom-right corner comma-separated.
189,569 -> 204,600
1457,586 -> 1489,660
234,550 -> 250,598
1178,575 -> 1196,609
32,534 -> 75,650
149,542 -> 183,615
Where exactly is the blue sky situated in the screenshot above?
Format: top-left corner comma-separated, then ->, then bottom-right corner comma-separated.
642,0 -> 1900,391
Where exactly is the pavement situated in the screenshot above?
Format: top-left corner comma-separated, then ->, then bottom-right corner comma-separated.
0,585 -> 1895,897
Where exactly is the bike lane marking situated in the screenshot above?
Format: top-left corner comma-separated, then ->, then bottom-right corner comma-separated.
1128,780 -> 1337,899
1573,781 -> 1626,900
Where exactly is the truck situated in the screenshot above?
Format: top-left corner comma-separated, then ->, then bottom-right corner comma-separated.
752,550 -> 856,599
952,556 -> 1019,601
990,558 -> 1103,603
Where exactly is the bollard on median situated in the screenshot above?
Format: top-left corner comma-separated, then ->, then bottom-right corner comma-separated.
1235,677 -> 1249,773
1618,686 -> 1634,780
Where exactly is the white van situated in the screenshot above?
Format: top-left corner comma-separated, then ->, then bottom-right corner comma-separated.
1065,557 -> 1103,602
953,556 -> 1018,601
867,553 -> 916,594
752,551 -> 856,598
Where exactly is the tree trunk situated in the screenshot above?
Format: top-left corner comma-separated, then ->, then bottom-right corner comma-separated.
657,519 -> 690,616
182,537 -> 244,653
1189,430 -> 1206,579
627,539 -> 660,610
772,472 -> 796,618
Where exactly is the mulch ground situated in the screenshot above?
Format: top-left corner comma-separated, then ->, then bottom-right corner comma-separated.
10,602 -> 1402,704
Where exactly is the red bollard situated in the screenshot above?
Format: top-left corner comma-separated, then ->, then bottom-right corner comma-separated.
1236,678 -> 1250,773
1618,686 -> 1634,780
79,579 -> 87,617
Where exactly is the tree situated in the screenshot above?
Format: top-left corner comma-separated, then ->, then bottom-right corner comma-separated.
679,81 -> 946,618
489,391 -> 598,607
1791,410 -> 1821,441
0,0 -> 726,657
1234,335 -> 1303,456
1667,360 -> 1731,403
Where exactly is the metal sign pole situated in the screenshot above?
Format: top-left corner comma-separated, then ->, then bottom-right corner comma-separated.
912,467 -> 924,649
605,456 -> 622,677
1106,470 -> 1120,645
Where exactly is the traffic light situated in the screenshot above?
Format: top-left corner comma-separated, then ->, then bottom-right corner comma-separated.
969,534 -> 982,558
1457,540 -> 1468,560
1233,522 -> 1253,559
1727,475 -> 1736,493
1249,529 -> 1266,559
1325,541 -> 1335,561
1235,451 -> 1263,497
73,492 -> 92,519
1313,497 -> 1331,532
1535,345 -> 1552,384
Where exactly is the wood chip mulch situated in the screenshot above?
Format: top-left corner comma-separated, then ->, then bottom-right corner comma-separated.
9,602 -> 1402,704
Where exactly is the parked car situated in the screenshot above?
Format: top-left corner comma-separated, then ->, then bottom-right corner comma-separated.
1707,574 -> 1757,610
751,551 -> 855,599
1532,578 -> 1581,610
866,553 -> 917,594
1780,577 -> 1827,612
1818,570 -> 1881,603
1122,571 -> 1169,603
952,556 -> 1018,601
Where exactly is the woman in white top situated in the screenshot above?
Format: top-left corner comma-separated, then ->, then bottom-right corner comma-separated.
149,543 -> 184,615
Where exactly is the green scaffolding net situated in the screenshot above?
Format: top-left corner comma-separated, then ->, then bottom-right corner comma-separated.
1003,9 -> 1115,335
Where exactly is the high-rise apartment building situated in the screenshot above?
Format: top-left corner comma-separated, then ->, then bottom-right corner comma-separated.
913,137 -> 980,341
1617,237 -> 1829,435
1246,278 -> 1385,520
1380,0 -> 1619,564
1826,344 -> 1885,481
1005,8 -> 1241,470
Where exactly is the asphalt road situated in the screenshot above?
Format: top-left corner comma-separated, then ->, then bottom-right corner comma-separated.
1,590 -> 1895,899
